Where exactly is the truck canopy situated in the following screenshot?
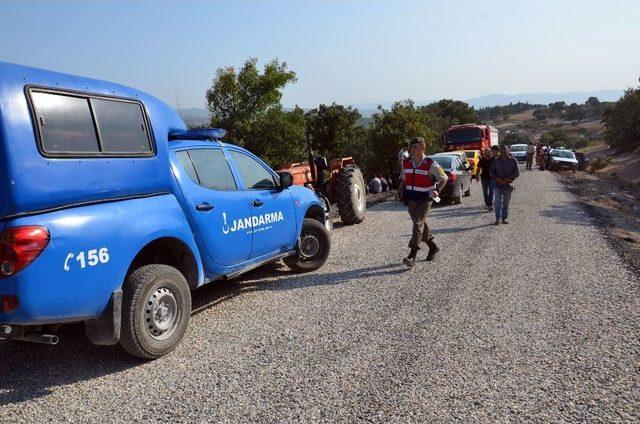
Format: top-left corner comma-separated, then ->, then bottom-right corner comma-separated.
0,61 -> 187,221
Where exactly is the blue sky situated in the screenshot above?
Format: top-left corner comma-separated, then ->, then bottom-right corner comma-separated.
1,0 -> 639,108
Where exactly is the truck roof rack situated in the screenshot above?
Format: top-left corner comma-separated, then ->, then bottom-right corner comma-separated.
169,128 -> 227,141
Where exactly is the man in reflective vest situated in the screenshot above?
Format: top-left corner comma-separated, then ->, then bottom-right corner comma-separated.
402,137 -> 448,267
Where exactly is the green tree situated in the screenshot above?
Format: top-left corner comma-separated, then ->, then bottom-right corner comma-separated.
549,101 -> 567,115
603,80 -> 640,152
585,96 -> 600,108
242,106 -> 307,169
205,58 -> 297,144
503,132 -> 531,146
367,100 -> 439,175
423,99 -> 478,128
540,128 -> 573,147
305,103 -> 364,160
533,108 -> 549,121
564,103 -> 587,122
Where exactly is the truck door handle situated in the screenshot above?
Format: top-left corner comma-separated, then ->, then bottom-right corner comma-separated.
252,199 -> 264,207
196,202 -> 214,211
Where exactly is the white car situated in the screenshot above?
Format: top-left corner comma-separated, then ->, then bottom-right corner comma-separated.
509,144 -> 528,161
548,149 -> 579,171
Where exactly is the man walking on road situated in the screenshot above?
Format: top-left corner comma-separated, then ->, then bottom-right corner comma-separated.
490,145 -> 520,225
525,142 -> 535,170
401,137 -> 448,267
478,147 -> 498,210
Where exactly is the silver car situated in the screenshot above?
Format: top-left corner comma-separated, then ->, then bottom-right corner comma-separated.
548,149 -> 579,171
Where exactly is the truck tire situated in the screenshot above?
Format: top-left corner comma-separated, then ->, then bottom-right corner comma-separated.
284,218 -> 331,273
334,165 -> 366,225
120,264 -> 191,359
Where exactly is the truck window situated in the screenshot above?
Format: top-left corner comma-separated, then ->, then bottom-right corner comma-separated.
229,151 -> 277,190
91,98 -> 152,153
175,150 -> 199,183
186,149 -> 237,190
29,88 -> 154,157
31,92 -> 100,154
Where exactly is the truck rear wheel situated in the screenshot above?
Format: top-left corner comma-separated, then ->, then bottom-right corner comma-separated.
334,165 -> 366,225
120,264 -> 191,359
284,218 -> 331,273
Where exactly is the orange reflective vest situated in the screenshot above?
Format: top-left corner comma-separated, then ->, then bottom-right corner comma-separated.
403,158 -> 436,192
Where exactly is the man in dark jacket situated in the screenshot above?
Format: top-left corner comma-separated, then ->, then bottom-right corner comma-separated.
477,146 -> 498,210
489,145 -> 520,225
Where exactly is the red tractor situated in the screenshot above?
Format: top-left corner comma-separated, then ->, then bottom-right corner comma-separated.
278,133 -> 366,225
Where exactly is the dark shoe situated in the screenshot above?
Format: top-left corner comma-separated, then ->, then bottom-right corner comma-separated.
426,244 -> 440,261
502,219 -> 509,224
403,248 -> 418,267
403,257 -> 415,267
494,220 -> 500,225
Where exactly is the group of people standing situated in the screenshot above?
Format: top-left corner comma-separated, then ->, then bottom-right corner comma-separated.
398,138 -> 520,267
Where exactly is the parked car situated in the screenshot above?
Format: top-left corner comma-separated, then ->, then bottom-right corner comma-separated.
509,144 -> 528,161
434,151 -> 469,168
548,149 -> 579,171
0,61 -> 331,359
462,150 -> 481,179
428,155 -> 472,204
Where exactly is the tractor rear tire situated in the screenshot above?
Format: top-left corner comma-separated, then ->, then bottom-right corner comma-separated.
334,165 -> 366,225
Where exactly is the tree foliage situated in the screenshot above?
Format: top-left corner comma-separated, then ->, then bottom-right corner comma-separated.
242,106 -> 307,168
204,58 -> 496,178
424,99 -> 478,127
603,81 -> 640,152
305,103 -> 364,160
367,101 -> 439,174
503,132 -> 531,146
477,102 -> 542,121
206,58 -> 297,144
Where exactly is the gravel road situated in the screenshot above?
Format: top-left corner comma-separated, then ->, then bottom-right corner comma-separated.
1,165 -> 639,422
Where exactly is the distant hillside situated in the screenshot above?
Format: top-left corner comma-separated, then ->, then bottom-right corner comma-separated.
177,90 -> 625,125
466,90 -> 623,108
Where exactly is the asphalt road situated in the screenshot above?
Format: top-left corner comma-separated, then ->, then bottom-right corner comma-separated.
1,165 -> 639,422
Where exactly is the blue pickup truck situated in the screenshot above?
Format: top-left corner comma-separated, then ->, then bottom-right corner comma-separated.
0,62 -> 331,358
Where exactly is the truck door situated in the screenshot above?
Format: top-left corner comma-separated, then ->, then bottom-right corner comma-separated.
173,148 -> 252,266
227,150 -> 297,259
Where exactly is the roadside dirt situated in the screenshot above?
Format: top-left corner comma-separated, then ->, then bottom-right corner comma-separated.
561,169 -> 640,273
585,143 -> 640,185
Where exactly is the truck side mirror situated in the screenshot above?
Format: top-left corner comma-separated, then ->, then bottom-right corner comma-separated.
278,172 -> 294,189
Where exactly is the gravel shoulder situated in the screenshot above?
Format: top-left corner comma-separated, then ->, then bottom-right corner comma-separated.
1,165 -> 639,422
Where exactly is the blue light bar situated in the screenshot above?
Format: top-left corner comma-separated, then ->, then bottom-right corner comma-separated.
169,128 -> 227,141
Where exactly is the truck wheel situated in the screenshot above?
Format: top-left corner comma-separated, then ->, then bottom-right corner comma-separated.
284,218 -> 331,273
120,264 -> 191,359
334,165 -> 366,225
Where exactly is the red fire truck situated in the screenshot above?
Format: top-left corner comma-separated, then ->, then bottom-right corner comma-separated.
443,124 -> 499,152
